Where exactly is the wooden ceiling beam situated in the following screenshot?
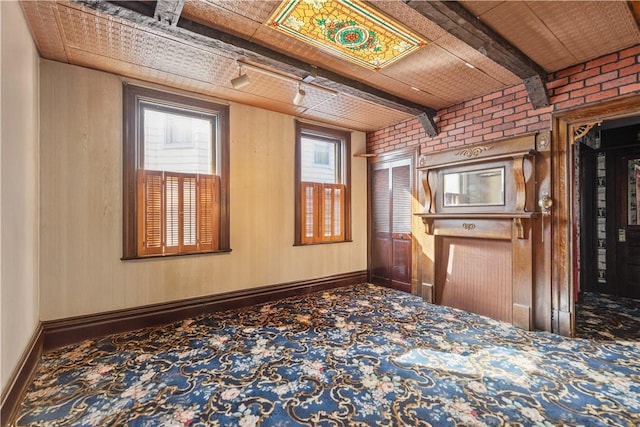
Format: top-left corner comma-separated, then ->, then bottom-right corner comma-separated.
153,0 -> 184,27
405,0 -> 550,109
75,0 -> 438,134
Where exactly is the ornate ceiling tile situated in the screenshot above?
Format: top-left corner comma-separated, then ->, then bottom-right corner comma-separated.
268,0 -> 426,70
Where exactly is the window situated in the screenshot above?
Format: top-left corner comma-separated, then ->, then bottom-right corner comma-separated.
295,121 -> 351,244
122,85 -> 230,258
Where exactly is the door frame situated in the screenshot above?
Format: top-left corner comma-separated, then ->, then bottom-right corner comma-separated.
367,145 -> 420,294
552,94 -> 640,336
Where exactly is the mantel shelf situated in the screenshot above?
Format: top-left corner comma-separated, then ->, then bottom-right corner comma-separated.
415,212 -> 542,239
414,212 -> 541,220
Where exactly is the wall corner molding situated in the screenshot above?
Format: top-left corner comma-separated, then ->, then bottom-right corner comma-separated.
1,325 -> 44,427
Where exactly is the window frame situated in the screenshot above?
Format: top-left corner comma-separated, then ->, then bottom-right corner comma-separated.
122,84 -> 230,259
294,120 -> 352,245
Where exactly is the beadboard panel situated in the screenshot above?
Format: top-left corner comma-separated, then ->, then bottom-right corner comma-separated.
39,60 -> 367,321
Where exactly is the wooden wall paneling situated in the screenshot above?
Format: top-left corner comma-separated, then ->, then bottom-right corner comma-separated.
436,236 -> 513,323
416,134 -> 539,329
533,132 -> 552,332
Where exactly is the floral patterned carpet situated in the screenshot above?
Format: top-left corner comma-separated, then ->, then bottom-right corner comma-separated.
576,291 -> 640,341
16,284 -> 640,426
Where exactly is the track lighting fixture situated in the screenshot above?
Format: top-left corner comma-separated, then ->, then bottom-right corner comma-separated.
293,83 -> 306,106
230,64 -> 250,89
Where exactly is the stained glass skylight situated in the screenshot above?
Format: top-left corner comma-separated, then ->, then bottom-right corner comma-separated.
269,0 -> 426,70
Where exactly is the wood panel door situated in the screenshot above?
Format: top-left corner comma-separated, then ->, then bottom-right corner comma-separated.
610,148 -> 640,299
370,158 -> 413,293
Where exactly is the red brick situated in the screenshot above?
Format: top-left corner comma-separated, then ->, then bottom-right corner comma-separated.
620,45 -> 640,58
549,92 -> 570,104
503,98 -> 527,110
493,108 -> 515,119
495,122 -> 516,131
554,64 -> 585,79
483,131 -> 504,141
464,136 -> 483,145
586,88 -> 619,103
440,111 -> 457,121
484,118 -> 504,128
492,93 -> 516,106
553,81 -> 584,95
483,91 -> 504,102
528,121 -> 551,132
482,104 -> 503,115
515,103 -> 533,113
515,116 -> 540,127
504,85 -> 526,95
473,101 -> 492,111
569,67 -> 600,83
603,74 -> 638,90
620,63 -> 640,77
457,106 -> 473,117
602,57 -> 636,73
586,52 -> 619,69
466,123 -> 483,132
504,126 -> 528,137
570,85 -> 601,98
455,119 -> 473,129
474,127 -> 492,137
546,76 -> 569,90
505,111 -> 527,122
620,82 -> 640,94
464,97 -> 483,107
586,70 -> 619,86
465,110 -> 484,120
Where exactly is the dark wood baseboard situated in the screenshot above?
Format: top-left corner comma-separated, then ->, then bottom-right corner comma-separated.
42,270 -> 367,351
1,326 -> 44,427
1,271 -> 366,426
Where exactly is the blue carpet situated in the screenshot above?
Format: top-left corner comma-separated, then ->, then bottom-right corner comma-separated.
16,284 -> 640,426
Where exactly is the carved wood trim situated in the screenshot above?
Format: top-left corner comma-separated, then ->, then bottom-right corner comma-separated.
551,94 -> 640,336
513,156 -> 526,211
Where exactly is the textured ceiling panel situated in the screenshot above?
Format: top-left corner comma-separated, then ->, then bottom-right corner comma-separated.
462,1 -> 640,72
363,72 -> 449,109
526,1 -> 640,66
56,2 -> 235,87
181,0 -> 276,39
301,93 -> 413,131
375,45 -> 507,106
464,1 -> 575,72
20,1 -> 68,62
434,34 -> 521,86
367,0 -> 449,42
311,92 -> 412,125
251,24 -> 376,82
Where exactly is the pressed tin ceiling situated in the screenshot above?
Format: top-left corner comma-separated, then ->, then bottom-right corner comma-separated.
268,0 -> 426,70
19,0 -> 640,132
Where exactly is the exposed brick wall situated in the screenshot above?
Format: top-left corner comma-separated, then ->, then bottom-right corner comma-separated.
367,45 -> 640,154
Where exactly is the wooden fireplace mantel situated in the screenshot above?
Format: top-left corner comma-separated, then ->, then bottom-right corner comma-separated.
415,212 -> 541,239
415,133 -> 547,331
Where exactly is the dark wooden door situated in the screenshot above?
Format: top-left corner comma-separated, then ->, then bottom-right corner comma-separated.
579,144 -> 597,297
610,149 -> 640,299
370,158 -> 412,293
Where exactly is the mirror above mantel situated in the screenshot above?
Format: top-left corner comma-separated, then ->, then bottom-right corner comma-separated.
414,132 -> 550,331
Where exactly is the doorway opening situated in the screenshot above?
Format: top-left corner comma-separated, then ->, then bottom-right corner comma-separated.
573,114 -> 640,339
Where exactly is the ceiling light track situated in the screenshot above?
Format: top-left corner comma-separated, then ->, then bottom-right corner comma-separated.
91,0 -> 438,134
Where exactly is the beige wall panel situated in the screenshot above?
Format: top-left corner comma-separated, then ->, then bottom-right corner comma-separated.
39,60 -> 367,321
1,1 -> 40,392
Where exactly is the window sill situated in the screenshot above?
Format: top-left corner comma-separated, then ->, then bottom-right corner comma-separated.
121,248 -> 232,261
293,240 -> 353,247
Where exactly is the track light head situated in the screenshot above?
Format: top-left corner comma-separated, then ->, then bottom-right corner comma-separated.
293,83 -> 306,106
231,64 -> 250,89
